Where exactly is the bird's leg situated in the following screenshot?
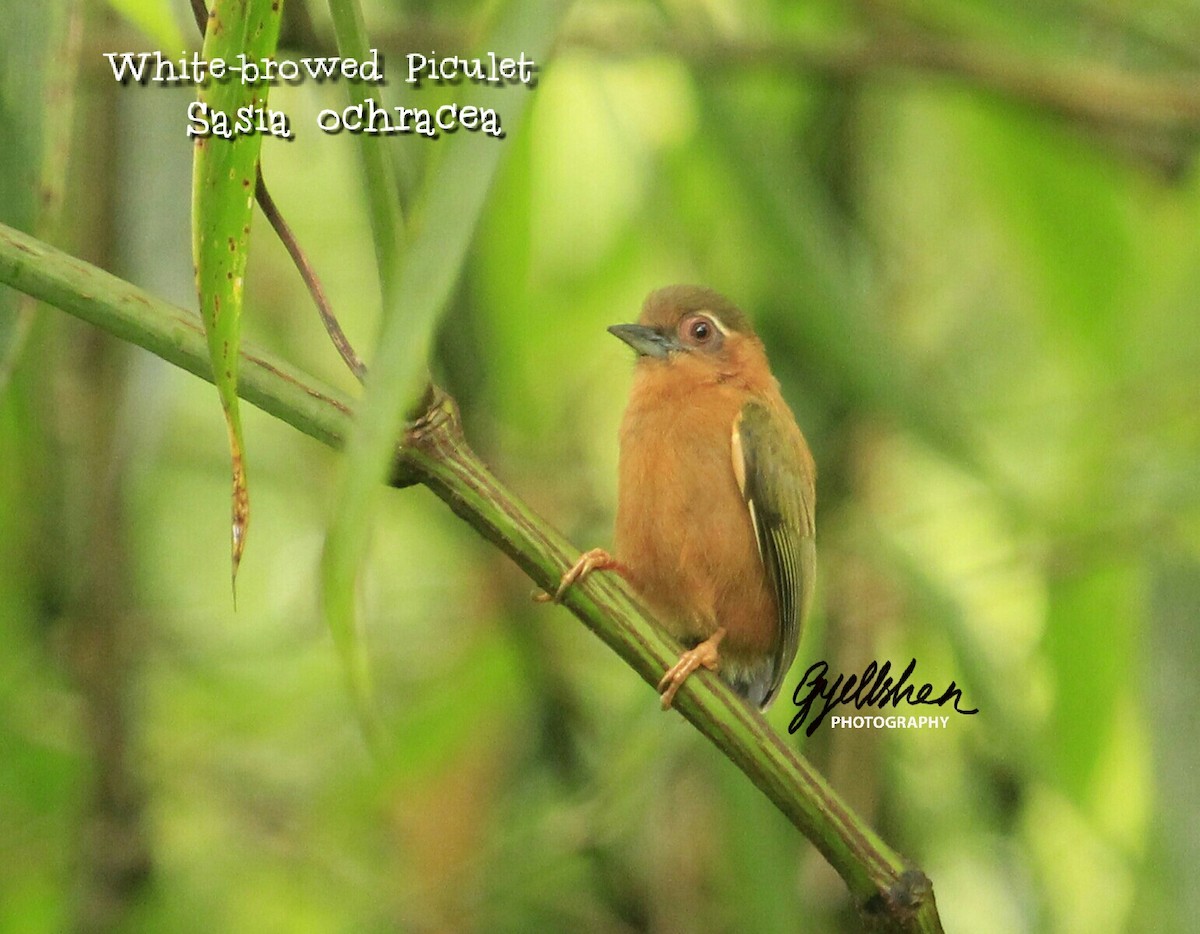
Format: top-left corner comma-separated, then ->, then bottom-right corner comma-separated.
533,547 -> 629,603
658,627 -> 726,709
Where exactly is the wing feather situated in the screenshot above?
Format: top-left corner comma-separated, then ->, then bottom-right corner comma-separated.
732,401 -> 816,709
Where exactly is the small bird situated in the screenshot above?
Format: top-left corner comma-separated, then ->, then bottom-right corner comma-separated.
540,285 -> 816,710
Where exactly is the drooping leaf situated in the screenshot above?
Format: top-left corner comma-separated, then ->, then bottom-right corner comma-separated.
319,0 -> 570,747
192,0 -> 284,593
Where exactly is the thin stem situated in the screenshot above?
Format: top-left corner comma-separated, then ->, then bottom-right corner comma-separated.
401,391 -> 941,931
0,222 -> 943,932
252,168 -> 367,381
574,26 -> 1200,135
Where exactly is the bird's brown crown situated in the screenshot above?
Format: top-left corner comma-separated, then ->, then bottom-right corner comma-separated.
640,285 -> 754,335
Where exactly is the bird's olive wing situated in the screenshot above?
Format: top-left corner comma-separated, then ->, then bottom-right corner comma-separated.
732,401 -> 816,708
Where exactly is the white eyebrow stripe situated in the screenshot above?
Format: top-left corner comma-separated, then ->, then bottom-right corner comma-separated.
701,311 -> 730,336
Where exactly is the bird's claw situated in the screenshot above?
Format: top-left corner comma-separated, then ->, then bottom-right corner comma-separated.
658,629 -> 725,709
533,548 -> 620,604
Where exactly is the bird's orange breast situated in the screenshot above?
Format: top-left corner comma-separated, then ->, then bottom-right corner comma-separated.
613,355 -> 778,662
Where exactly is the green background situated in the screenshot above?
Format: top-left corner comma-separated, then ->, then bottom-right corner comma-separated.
2,0 -> 1199,931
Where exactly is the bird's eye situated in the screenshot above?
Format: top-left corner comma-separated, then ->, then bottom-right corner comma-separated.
678,313 -> 724,351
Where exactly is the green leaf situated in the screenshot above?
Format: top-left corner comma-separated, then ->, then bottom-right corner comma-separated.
320,0 -> 569,749
191,0 -> 283,593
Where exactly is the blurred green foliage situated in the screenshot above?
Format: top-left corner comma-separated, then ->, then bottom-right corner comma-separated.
2,0 -> 1199,932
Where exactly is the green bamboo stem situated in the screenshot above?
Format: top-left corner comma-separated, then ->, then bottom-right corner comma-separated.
0,223 -> 354,447
0,221 -> 943,933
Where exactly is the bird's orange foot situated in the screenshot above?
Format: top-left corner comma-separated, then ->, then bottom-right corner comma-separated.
658,628 -> 727,709
533,547 -> 625,604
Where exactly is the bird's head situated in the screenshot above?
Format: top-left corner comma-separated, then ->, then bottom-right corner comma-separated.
609,285 -> 762,377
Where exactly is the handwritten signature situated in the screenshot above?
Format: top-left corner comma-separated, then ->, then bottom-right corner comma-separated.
788,659 -> 979,737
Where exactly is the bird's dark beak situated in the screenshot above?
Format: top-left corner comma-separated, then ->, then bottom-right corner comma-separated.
607,324 -> 676,359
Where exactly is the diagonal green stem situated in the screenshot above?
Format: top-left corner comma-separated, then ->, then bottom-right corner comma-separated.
0,221 -> 943,933
0,223 -> 354,447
